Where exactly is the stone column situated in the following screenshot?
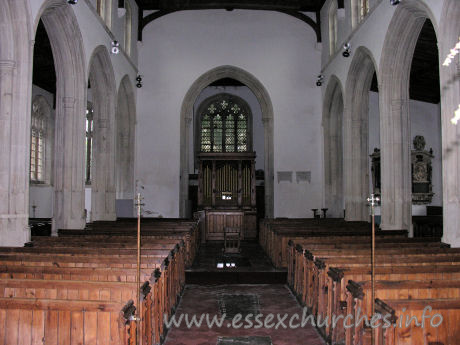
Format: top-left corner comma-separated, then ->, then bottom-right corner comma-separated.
345,117 -> 369,221
53,96 -> 86,232
0,60 -> 30,245
380,98 -> 412,231
91,115 -> 116,221
441,59 -> 460,247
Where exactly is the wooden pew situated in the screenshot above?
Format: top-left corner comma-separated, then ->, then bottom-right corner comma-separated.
288,241 -> 460,344
0,244 -> 185,344
345,279 -> 460,345
0,297 -> 136,345
374,298 -> 460,345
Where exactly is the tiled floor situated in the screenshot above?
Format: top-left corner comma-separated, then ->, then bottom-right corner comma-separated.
164,284 -> 326,345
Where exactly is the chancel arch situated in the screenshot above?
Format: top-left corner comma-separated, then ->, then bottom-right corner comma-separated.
379,0 -> 439,232
343,46 -> 378,221
88,46 -> 117,222
323,76 -> 344,218
115,75 -> 136,216
180,66 -> 274,219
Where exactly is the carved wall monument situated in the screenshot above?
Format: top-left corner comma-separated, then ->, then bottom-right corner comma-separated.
411,135 -> 434,204
370,135 -> 434,204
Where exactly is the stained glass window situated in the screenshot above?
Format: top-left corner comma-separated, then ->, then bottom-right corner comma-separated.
199,95 -> 250,153
30,102 -> 46,182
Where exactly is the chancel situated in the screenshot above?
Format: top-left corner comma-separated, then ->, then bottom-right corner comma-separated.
1,0 -> 459,344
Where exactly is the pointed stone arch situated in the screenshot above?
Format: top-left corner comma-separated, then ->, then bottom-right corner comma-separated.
180,65 -> 274,217
116,75 -> 136,202
344,46 -> 378,221
379,0 -> 438,231
323,75 -> 344,218
439,0 -> 460,246
34,1 -> 88,233
0,0 -> 33,245
88,46 -> 117,221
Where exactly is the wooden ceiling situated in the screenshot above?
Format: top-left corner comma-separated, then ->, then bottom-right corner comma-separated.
33,20 -> 56,96
135,0 -> 326,41
134,0 -> 327,12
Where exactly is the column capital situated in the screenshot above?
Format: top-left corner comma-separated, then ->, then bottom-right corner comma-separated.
0,60 -> 15,70
62,97 -> 76,109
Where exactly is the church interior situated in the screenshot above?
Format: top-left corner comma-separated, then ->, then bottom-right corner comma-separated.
1,0 -> 460,344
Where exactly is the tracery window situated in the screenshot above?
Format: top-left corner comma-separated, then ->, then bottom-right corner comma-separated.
85,103 -> 94,185
199,94 -> 251,153
97,0 -> 112,28
359,0 -> 370,21
328,0 -> 338,56
30,103 -> 46,182
124,0 -> 132,56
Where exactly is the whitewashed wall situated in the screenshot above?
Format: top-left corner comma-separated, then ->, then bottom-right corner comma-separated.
136,10 -> 323,218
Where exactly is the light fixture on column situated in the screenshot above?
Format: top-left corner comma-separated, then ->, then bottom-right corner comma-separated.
67,0 -> 77,4
342,43 -> 351,57
316,74 -> 324,87
136,75 -> 143,88
111,40 -> 120,54
316,75 -> 324,87
390,0 -> 401,5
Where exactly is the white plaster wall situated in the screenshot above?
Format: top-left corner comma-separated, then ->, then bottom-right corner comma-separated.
368,91 -> 443,215
136,10 -> 323,218
191,86 -> 264,171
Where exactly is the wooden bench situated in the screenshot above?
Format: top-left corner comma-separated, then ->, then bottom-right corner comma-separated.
0,225 -> 190,345
373,298 -> 460,345
286,238 -> 460,345
345,279 -> 460,345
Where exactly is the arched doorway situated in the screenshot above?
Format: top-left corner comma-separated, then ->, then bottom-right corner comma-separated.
180,66 -> 274,220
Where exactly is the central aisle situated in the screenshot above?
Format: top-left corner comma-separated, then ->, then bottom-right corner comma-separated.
164,284 -> 326,345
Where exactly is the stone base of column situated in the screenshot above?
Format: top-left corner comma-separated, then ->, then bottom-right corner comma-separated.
442,203 -> 460,248
0,215 -> 30,246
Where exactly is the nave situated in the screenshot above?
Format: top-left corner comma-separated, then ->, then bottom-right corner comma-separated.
1,217 -> 460,344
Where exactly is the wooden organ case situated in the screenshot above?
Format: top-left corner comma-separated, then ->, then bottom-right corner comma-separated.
197,152 -> 257,241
